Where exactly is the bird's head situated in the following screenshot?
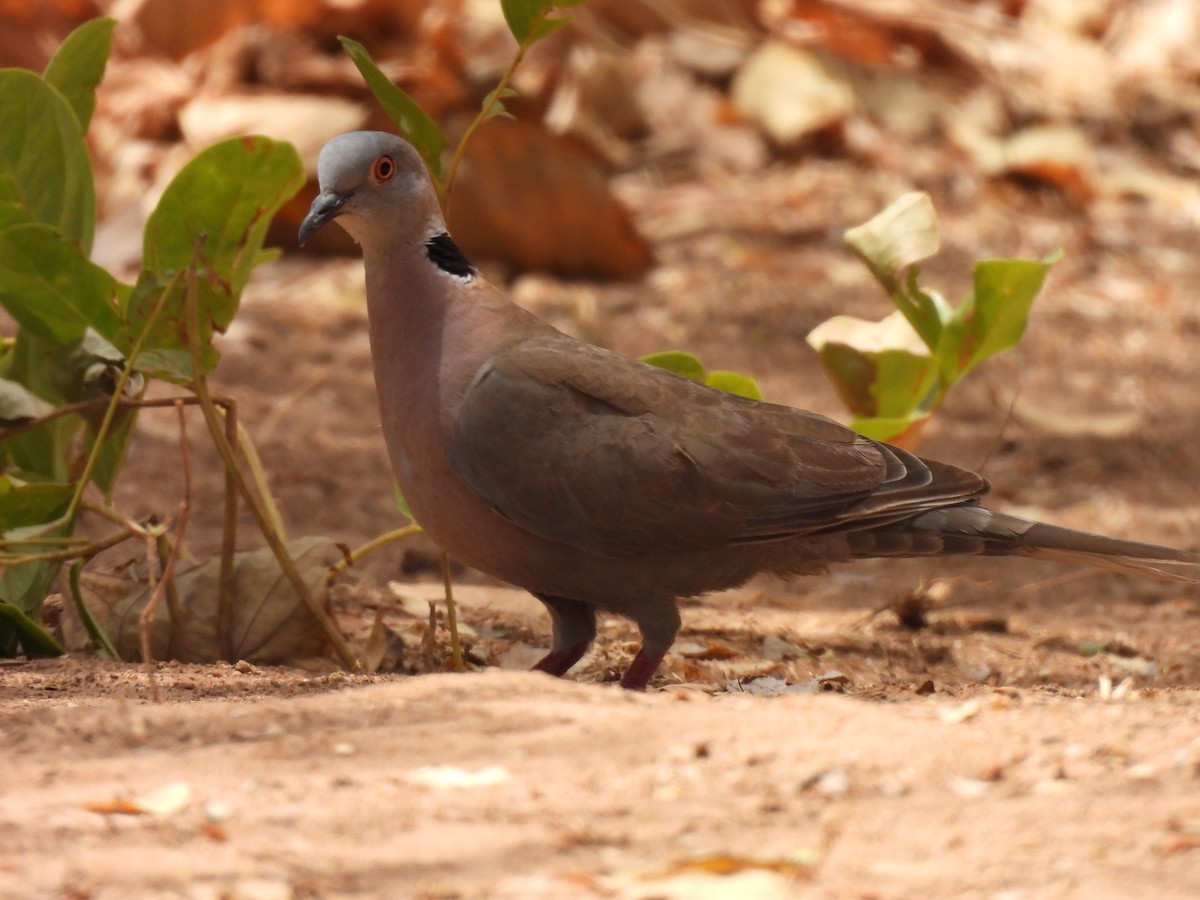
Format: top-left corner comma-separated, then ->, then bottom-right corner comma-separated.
299,131 -> 438,247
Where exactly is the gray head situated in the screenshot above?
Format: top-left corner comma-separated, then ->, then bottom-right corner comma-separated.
298,131 -> 441,248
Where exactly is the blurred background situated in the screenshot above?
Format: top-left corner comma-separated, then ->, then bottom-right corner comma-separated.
6,0 -> 1196,278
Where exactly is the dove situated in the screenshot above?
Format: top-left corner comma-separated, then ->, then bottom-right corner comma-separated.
300,131 -> 1199,689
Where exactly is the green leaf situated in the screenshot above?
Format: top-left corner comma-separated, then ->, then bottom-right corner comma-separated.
641,351 -> 763,400
705,370 -> 763,401
42,17 -> 116,132
808,309 -> 937,415
2,332 -> 79,483
0,477 -> 74,531
338,37 -> 447,180
0,377 -> 53,425
0,68 -> 95,251
811,340 -> 938,421
68,560 -> 119,659
123,135 -> 305,381
54,331 -> 145,497
52,328 -> 143,402
640,350 -> 706,382
0,223 -> 123,343
501,0 -> 543,43
0,600 -> 64,657
940,257 -> 1054,384
482,86 -> 518,120
845,194 -> 947,352
393,482 -> 413,521
501,0 -> 588,44
0,478 -> 74,652
868,349 -> 939,419
531,13 -> 573,41
83,406 -> 138,498
814,343 -> 877,419
0,201 -> 33,234
849,411 -> 931,446
892,267 -> 951,352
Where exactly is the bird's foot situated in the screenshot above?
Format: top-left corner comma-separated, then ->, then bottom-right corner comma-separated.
531,639 -> 591,678
619,646 -> 668,691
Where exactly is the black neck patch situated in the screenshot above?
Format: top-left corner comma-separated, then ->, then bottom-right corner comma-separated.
425,232 -> 473,278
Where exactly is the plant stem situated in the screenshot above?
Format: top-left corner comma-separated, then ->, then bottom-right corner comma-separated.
217,401 -> 238,661
0,394 -> 198,440
441,551 -> 464,672
62,269 -> 183,526
442,34 -> 532,210
0,528 -> 135,565
67,561 -> 120,660
235,419 -> 287,541
182,259 -> 359,671
326,523 -> 424,580
141,403 -> 191,699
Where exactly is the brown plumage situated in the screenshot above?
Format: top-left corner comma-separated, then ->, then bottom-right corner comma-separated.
301,131 -> 1199,689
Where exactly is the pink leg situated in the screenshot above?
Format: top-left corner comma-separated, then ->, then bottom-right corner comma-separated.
530,594 -> 596,678
531,639 -> 592,678
619,645 -> 668,691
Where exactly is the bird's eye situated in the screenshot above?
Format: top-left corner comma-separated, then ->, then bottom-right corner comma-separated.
373,155 -> 396,182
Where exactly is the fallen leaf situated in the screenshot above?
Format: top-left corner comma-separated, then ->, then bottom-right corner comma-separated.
996,125 -> 1097,202
731,41 -> 855,146
105,537 -> 336,664
85,780 -> 192,817
660,850 -> 819,879
448,118 -> 653,280
1004,389 -> 1142,437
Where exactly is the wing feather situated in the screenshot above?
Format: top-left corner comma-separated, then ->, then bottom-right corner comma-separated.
447,338 -> 986,557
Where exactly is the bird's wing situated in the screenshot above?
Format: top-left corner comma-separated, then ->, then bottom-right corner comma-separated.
448,337 -> 987,557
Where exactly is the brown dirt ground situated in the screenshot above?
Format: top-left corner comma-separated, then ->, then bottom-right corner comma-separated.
4,157 -> 1200,897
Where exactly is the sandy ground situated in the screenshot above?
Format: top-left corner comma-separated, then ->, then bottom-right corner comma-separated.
4,663 -> 1200,899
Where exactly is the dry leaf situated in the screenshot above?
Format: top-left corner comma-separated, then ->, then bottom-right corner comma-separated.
448,119 -> 653,280
998,124 -> 1096,202
678,641 -> 739,660
85,781 -> 193,817
661,850 -> 818,879
1004,389 -> 1142,438
731,41 -> 855,146
105,537 -> 336,664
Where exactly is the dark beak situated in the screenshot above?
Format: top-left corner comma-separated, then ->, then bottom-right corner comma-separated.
298,190 -> 350,246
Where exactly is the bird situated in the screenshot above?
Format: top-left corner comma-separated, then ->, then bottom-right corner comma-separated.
300,130 -> 1199,690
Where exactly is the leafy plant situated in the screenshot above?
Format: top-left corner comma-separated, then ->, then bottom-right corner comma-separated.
343,0 -> 588,204
639,351 -> 763,401
0,18 -> 356,666
807,192 -> 1058,448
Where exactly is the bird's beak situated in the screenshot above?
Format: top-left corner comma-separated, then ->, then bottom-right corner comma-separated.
298,189 -> 350,246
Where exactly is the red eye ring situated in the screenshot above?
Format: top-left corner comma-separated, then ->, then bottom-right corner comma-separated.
373,155 -> 396,182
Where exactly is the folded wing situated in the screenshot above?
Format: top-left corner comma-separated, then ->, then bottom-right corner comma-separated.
448,338 -> 987,557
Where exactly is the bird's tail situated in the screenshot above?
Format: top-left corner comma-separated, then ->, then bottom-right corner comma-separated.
851,504 -> 1200,584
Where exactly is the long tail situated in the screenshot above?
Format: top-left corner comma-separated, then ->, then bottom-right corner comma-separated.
852,504 -> 1200,584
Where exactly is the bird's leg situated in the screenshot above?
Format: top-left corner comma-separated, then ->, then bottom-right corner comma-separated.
530,594 -> 596,677
620,602 -> 682,691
